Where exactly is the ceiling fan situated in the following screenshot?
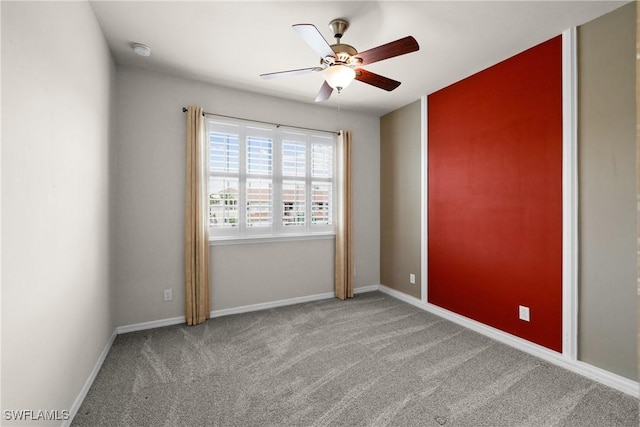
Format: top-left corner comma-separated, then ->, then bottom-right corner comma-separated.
259,19 -> 420,102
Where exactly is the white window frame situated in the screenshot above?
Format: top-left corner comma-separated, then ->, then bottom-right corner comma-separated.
206,117 -> 336,242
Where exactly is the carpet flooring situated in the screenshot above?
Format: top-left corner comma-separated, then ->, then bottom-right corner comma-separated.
73,292 -> 639,426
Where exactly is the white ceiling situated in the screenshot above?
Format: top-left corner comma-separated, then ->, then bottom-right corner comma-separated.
90,1 -> 627,116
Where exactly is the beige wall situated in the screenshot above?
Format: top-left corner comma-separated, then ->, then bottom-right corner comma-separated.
380,100 -> 422,299
637,0 -> 640,380
1,1 -> 115,424
113,66 -> 380,326
211,239 -> 334,309
578,2 -> 637,380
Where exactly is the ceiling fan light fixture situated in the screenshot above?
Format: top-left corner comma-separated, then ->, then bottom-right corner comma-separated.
323,65 -> 355,93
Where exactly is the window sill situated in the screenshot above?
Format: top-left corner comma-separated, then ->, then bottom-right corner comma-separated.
209,233 -> 335,246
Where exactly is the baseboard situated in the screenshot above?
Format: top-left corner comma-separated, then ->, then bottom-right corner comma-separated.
377,284 -> 640,398
210,285 -> 378,318
64,328 -> 117,427
116,316 -> 185,334
210,291 -> 335,318
117,286 -> 381,333
209,285 -> 381,318
354,284 -> 380,294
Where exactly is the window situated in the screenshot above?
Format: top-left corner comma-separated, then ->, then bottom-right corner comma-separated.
207,118 -> 336,240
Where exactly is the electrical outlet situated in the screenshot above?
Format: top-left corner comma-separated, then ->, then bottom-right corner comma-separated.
353,266 -> 357,276
519,305 -> 530,322
409,273 -> 416,284
163,289 -> 172,302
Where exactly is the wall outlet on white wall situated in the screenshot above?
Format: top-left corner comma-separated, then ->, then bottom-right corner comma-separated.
519,305 -> 530,322
163,289 -> 172,302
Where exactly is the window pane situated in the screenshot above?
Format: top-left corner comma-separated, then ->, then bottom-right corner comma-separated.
312,182 -> 332,225
247,136 -> 272,175
209,178 -> 239,227
209,132 -> 239,173
246,179 -> 272,227
312,144 -> 333,178
282,181 -> 305,226
282,141 -> 306,177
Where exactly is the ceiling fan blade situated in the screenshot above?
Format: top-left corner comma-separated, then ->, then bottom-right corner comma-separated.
314,81 -> 333,102
355,69 -> 401,91
293,24 -> 335,59
356,36 -> 419,66
260,67 -> 323,80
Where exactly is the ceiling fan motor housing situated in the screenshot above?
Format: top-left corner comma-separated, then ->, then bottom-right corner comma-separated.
324,43 -> 360,68
325,19 -> 360,67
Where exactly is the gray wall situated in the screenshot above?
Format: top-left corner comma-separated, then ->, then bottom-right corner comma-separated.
113,66 -> 380,326
578,2 -> 638,380
1,1 -> 115,423
380,100 -> 422,299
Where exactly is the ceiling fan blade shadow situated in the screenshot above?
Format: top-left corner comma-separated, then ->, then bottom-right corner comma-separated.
356,36 -> 419,66
260,67 -> 323,80
355,69 -> 401,91
315,81 -> 333,102
293,24 -> 335,59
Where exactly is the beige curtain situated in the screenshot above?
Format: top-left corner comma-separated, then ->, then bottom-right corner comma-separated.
335,130 -> 354,299
184,106 -> 210,325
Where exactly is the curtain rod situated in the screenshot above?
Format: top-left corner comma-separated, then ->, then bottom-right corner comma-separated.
182,107 -> 340,136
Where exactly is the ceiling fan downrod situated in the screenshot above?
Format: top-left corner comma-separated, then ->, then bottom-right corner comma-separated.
329,18 -> 349,43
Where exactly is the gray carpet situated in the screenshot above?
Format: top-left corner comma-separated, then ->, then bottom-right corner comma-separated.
73,292 -> 639,426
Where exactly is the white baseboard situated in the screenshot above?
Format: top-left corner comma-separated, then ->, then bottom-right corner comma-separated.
116,316 -> 185,334
210,285 -> 380,318
210,291 -> 335,318
377,284 -> 639,398
117,286 -> 380,332
64,328 -> 117,427
354,284 -> 380,294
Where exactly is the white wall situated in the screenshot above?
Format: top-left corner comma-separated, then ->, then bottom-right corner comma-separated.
113,66 -> 380,326
1,2 -> 115,424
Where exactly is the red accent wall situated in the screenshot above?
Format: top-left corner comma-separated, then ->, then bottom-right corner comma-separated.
428,36 -> 563,352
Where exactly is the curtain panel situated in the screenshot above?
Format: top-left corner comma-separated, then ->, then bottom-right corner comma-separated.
335,130 -> 353,299
184,106 -> 210,325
